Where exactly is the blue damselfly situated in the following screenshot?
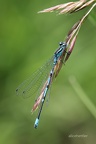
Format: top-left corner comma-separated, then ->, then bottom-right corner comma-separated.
16,42 -> 67,128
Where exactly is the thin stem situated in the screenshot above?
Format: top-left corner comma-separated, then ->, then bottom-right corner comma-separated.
69,76 -> 96,119
79,2 -> 96,25
66,2 -> 96,45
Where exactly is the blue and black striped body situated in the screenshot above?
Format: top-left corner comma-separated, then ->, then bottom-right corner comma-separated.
34,42 -> 67,128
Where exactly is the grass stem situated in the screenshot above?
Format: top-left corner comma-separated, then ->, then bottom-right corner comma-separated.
69,76 -> 96,119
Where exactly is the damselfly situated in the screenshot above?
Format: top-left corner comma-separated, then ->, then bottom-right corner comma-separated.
16,42 -> 67,128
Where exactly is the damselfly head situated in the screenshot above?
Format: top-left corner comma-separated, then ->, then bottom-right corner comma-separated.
59,42 -> 66,47
59,42 -> 63,46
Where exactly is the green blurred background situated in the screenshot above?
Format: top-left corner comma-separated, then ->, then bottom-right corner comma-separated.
0,0 -> 96,144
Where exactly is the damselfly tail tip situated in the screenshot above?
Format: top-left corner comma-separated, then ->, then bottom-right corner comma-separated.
34,118 -> 39,129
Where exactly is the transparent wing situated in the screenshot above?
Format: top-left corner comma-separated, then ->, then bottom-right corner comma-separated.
16,56 -> 54,98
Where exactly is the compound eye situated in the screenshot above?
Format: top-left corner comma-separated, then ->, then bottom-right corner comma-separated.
59,42 -> 63,46
63,42 -> 67,47
63,42 -> 66,46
